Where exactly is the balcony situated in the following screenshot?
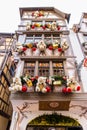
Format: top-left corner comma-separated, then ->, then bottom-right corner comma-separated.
16,23 -> 69,35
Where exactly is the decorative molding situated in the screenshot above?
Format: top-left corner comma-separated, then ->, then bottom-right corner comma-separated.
70,104 -> 87,120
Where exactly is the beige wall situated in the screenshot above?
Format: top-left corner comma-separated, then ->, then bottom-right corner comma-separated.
0,115 -> 8,130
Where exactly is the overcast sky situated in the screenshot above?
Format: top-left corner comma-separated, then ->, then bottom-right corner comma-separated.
0,0 -> 87,33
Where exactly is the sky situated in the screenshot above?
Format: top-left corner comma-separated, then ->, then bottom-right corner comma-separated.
0,0 -> 87,33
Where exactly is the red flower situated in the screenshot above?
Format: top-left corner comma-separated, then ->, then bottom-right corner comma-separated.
39,13 -> 42,17
63,76 -> 67,80
57,26 -> 61,30
62,87 -> 67,93
46,86 -> 51,92
22,47 -> 27,51
31,25 -> 35,29
35,76 -> 38,79
32,12 -> 34,16
46,79 -> 49,84
58,48 -> 62,52
76,86 -> 81,91
83,58 -> 87,67
49,45 -> 53,50
22,85 -> 27,92
67,87 -> 72,93
32,47 -> 36,51
30,77 -> 35,82
42,26 -> 46,30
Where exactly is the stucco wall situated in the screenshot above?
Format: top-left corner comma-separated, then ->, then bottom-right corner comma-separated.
10,100 -> 87,130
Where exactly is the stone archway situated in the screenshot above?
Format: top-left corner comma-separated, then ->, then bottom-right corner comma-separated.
26,113 -> 83,130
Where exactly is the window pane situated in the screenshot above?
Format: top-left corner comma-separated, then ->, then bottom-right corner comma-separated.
24,62 -> 35,77
38,62 -> 49,77
53,61 -> 64,76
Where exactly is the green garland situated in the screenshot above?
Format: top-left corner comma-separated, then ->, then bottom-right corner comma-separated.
29,113 -> 81,126
51,75 -> 67,85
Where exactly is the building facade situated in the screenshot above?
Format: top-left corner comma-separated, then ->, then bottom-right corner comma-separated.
9,7 -> 86,130
0,33 -> 16,130
0,7 -> 87,130
73,12 -> 87,57
72,12 -> 87,91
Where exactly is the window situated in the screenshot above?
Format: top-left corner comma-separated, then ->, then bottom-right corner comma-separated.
25,37 -> 33,43
23,60 -> 65,78
24,62 -> 35,77
53,61 -> 64,76
83,34 -> 87,41
44,34 -> 52,44
38,62 -> 49,77
25,34 -> 42,44
34,34 -> 42,43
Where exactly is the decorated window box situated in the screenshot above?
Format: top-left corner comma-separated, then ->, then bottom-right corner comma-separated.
16,43 -> 33,56
8,60 -> 35,92
42,22 -> 61,31
45,47 -> 53,56
16,39 -> 69,57
49,76 -> 81,93
35,77 -> 51,93
24,48 -> 32,56
9,73 -> 51,93
9,73 -> 81,93
9,76 -> 35,92
37,40 -> 46,56
32,49 -> 40,56
32,47 -> 40,56
62,77 -> 81,94
44,23 -> 51,31
31,23 -> 43,31
53,39 -> 69,56
32,11 -> 45,18
26,23 -> 31,31
49,75 -> 67,92
45,42 -> 53,56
